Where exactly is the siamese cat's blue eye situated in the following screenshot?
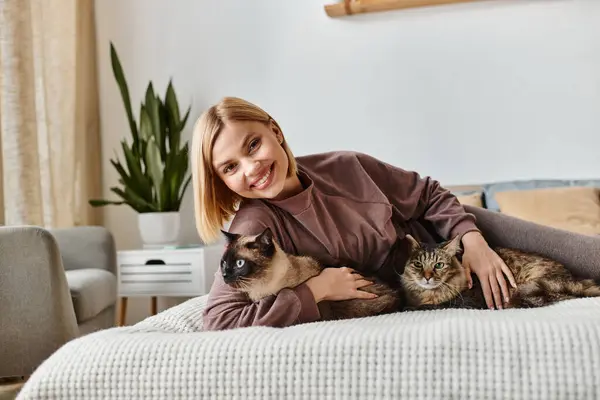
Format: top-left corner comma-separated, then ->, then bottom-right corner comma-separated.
236,259 -> 245,268
434,262 -> 444,269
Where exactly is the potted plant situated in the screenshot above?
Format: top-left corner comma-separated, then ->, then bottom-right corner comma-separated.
89,42 -> 192,248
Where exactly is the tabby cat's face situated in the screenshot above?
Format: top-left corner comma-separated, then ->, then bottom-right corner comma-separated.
219,228 -> 276,288
402,235 -> 463,290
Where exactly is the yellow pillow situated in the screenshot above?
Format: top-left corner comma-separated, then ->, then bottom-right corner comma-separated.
456,192 -> 484,208
494,186 -> 600,235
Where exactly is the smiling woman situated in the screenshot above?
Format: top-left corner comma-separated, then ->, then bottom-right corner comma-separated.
191,98 -> 301,244
211,120 -> 302,201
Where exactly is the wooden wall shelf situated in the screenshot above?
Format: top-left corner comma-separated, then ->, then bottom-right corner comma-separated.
324,0 -> 480,17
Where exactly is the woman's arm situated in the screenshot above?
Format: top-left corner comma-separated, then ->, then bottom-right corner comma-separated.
202,271 -> 320,330
354,152 -> 480,240
354,152 -> 516,309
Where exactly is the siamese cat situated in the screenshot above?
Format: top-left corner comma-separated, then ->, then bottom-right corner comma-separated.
399,234 -> 600,310
219,228 -> 401,321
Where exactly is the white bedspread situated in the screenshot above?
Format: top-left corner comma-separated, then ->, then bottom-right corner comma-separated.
17,295 -> 600,400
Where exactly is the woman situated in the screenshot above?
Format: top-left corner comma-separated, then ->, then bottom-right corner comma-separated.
191,97 -> 600,331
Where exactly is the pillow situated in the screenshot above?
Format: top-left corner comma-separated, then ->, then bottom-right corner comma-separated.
494,186 -> 600,236
456,192 -> 484,208
482,179 -> 571,211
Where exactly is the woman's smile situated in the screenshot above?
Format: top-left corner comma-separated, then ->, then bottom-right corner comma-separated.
249,163 -> 275,190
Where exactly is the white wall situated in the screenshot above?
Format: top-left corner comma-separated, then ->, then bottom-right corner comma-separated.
94,0 -> 600,323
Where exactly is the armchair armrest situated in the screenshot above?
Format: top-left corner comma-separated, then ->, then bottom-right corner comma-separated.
49,226 -> 117,275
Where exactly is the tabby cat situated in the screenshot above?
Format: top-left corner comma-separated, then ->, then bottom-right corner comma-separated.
399,234 -> 600,310
219,228 -> 401,321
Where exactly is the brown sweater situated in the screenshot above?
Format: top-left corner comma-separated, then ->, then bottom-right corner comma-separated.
202,151 -> 480,330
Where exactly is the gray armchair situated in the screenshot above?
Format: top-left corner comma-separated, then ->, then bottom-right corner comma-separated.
0,225 -> 117,380
50,226 -> 117,335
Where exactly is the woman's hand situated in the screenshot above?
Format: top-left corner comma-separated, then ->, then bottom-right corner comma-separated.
305,267 -> 378,303
461,231 -> 517,310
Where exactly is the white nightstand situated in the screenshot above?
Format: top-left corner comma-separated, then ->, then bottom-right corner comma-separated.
116,244 -> 223,326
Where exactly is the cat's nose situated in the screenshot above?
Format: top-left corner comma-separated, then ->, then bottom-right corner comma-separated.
222,268 -> 234,282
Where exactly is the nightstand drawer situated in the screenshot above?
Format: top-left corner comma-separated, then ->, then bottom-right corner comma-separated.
117,246 -> 222,297
119,263 -> 201,296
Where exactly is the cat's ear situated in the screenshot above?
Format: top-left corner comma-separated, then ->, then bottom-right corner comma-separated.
256,227 -> 274,248
404,234 -> 421,251
441,235 -> 462,256
221,229 -> 240,244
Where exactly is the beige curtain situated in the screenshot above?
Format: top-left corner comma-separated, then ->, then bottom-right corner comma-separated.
0,0 -> 102,227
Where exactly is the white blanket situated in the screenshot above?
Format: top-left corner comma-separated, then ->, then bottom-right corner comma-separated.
17,295 -> 600,400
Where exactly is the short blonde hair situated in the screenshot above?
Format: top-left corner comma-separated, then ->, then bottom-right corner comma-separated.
191,97 -> 297,243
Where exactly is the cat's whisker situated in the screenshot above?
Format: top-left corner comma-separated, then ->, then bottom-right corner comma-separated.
235,277 -> 254,291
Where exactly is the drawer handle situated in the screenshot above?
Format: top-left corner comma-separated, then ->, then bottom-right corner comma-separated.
145,259 -> 166,265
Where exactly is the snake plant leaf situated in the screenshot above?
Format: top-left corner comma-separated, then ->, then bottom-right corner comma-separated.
177,175 -> 192,205
165,81 -> 181,152
111,187 -> 158,213
145,136 -> 164,209
172,147 -> 191,209
89,199 -> 127,207
179,106 -> 191,132
110,42 -> 139,149
165,80 -> 180,127
166,146 -> 184,193
145,84 -> 161,140
162,152 -> 174,209
139,105 -> 152,141
110,159 -> 135,190
173,105 -> 191,153
145,84 -> 169,161
157,96 -> 169,159
139,138 -> 148,174
139,106 -> 152,174
126,187 -> 157,212
121,140 -> 152,200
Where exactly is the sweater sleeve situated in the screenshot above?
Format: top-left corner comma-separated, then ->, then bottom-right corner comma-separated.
354,152 -> 481,241
202,205 -> 321,331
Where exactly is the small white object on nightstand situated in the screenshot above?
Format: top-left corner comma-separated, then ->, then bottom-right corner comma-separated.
116,244 -> 223,325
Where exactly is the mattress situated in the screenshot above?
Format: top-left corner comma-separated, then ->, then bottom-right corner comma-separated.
17,295 -> 600,399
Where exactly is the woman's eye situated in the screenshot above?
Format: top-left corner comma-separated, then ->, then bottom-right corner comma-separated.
249,138 -> 260,152
434,262 -> 444,269
236,259 -> 245,268
223,163 -> 236,174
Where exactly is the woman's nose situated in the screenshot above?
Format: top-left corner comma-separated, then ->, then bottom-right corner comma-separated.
243,159 -> 261,177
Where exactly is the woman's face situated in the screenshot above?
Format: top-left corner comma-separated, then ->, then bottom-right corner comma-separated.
211,120 -> 294,200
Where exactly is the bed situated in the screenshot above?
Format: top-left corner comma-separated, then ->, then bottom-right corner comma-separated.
16,294 -> 600,400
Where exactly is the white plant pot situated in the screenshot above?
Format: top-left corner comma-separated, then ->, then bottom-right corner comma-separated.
137,211 -> 181,249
